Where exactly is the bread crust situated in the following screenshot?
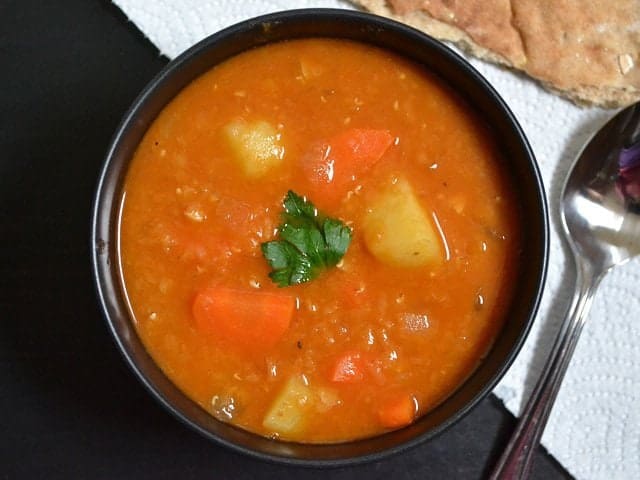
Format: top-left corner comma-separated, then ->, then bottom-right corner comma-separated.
354,0 -> 640,108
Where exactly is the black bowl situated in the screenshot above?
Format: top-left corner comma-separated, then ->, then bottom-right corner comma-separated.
91,8 -> 548,466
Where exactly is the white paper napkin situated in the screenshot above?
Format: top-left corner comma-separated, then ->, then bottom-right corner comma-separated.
112,1 -> 640,478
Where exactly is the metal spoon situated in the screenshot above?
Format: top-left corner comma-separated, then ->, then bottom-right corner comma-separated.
490,102 -> 640,479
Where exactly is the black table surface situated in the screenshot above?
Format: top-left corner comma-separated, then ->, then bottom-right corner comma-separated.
1,1 -> 572,478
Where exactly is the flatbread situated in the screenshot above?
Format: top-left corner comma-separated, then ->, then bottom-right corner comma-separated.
353,0 -> 640,108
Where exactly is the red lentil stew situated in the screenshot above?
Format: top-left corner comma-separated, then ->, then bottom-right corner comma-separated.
119,38 -> 522,443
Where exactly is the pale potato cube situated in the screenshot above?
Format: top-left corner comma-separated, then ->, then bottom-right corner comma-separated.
363,177 -> 443,268
223,120 -> 285,178
263,375 -> 312,435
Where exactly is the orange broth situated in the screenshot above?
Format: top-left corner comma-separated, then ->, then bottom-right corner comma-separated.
119,38 -> 522,443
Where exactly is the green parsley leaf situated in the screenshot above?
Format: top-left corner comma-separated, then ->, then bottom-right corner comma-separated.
322,218 -> 352,265
261,191 -> 352,287
282,190 -> 317,223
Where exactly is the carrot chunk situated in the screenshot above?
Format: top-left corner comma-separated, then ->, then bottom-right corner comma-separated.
301,128 -> 394,208
192,286 -> 295,351
377,394 -> 418,429
329,128 -> 394,173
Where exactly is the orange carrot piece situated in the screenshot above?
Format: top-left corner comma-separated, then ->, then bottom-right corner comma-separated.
378,394 -> 418,429
331,128 -> 394,171
330,351 -> 367,383
192,286 -> 295,351
302,128 -> 394,208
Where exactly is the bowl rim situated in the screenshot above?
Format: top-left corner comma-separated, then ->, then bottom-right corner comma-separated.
91,7 -> 549,467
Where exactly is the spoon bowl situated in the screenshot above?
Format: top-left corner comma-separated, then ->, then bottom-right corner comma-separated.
491,101 -> 640,479
562,103 -> 640,271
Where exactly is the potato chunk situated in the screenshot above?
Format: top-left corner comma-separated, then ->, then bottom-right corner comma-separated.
262,375 -> 312,435
223,120 -> 285,178
363,177 -> 443,268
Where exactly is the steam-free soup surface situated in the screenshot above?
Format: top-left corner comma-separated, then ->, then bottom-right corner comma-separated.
119,38 -> 522,443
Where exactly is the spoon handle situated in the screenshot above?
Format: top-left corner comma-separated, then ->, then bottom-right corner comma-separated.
489,256 -> 604,480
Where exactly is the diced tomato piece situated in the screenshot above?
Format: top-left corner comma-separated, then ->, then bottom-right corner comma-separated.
301,128 -> 394,208
330,351 -> 368,383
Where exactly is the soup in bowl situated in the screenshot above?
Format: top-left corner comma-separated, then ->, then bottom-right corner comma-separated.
92,9 -> 547,465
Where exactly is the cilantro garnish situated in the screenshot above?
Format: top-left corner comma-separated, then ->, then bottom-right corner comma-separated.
261,191 -> 352,287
